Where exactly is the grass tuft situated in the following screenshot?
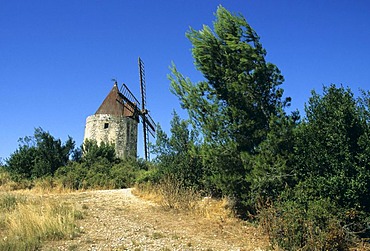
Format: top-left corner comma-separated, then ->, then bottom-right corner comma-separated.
0,192 -> 80,250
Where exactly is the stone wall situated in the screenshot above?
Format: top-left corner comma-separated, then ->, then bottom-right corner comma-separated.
84,114 -> 138,159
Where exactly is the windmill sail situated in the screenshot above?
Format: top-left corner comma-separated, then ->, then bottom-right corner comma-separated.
139,57 -> 156,160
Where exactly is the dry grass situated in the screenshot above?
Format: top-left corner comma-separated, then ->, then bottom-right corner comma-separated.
32,176 -> 74,194
350,241 -> 370,251
132,182 -> 163,204
0,171 -> 81,250
134,178 -> 234,222
134,181 -> 272,249
0,191 -> 81,250
0,171 -> 22,192
0,168 -> 75,194
196,196 -> 235,220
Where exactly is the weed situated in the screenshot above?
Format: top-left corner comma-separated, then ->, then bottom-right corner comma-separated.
73,209 -> 85,220
131,240 -> 140,246
171,233 -> 180,240
33,176 -> 56,192
68,244 -> 79,251
259,199 -> 349,250
152,232 -> 165,239
196,196 -> 235,220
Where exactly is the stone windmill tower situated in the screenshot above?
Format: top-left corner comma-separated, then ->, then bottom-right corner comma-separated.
83,82 -> 139,159
83,58 -> 156,160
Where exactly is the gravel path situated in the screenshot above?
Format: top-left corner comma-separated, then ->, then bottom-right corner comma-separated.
42,189 -> 269,251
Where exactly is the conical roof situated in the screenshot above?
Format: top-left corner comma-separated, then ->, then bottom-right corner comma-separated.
95,83 -> 125,116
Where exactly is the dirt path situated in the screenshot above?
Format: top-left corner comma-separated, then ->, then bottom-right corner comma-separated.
42,189 -> 270,251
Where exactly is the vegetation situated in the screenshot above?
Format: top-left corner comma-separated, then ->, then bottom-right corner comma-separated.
169,6 -> 290,200
0,192 -> 81,250
147,6 -> 370,250
2,5 -> 370,250
4,135 -> 149,190
1,136 -> 147,250
5,127 -> 75,180
134,176 -> 235,221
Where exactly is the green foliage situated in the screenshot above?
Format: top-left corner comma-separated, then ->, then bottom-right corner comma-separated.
152,112 -> 203,189
200,141 -> 246,199
5,127 -> 75,179
170,5 -> 289,152
110,158 -> 148,188
56,159 -> 140,190
243,110 -> 299,211
167,6 -> 291,204
4,5 -> 370,249
55,140 -> 150,190
5,145 -> 37,179
4,134 -> 148,190
55,162 -> 88,190
260,195 -> 347,250
81,139 -> 117,165
254,85 -> 370,249
152,5 -> 370,249
294,85 -> 370,212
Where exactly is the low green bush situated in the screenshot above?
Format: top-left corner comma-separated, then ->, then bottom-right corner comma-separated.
55,162 -> 87,190
55,157 -> 150,190
259,197 -> 348,251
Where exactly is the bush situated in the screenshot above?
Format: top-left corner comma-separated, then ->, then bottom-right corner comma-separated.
293,86 -> 370,212
55,162 -> 87,190
135,167 -> 161,184
259,196 -> 348,251
5,128 -> 75,179
110,160 -> 141,188
84,159 -> 114,189
55,157 -> 150,190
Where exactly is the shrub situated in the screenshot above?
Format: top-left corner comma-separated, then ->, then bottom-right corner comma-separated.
157,174 -> 200,211
136,167 -> 163,186
55,156 -> 150,190
259,197 -> 348,251
110,160 -> 140,188
293,86 -> 370,212
5,128 -> 75,179
55,162 -> 87,190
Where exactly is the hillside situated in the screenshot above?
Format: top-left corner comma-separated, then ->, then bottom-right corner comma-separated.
41,189 -> 269,250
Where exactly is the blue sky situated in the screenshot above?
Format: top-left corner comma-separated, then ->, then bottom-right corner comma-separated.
1,1 -> 370,160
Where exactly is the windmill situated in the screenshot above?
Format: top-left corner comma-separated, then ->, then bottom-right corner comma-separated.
117,57 -> 156,160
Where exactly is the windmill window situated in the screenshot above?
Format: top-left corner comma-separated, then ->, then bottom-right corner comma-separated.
104,123 -> 109,129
